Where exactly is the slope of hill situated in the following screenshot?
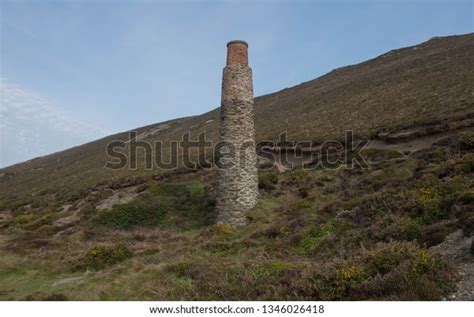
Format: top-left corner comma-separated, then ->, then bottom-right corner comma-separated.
1,33 -> 473,203
0,33 -> 473,300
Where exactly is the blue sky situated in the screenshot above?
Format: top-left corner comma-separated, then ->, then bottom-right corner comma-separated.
0,0 -> 472,167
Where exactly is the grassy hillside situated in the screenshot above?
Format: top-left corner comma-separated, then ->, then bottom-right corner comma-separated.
1,33 -> 472,205
0,133 -> 472,300
0,33 -> 473,300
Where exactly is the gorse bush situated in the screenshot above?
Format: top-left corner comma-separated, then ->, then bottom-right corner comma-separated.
79,244 -> 132,270
312,242 -> 452,300
361,148 -> 404,161
258,170 -> 279,192
458,132 -> 474,152
91,195 -> 168,229
162,242 -> 451,300
358,173 -> 469,224
91,181 -> 216,229
252,261 -> 301,278
299,221 -> 334,253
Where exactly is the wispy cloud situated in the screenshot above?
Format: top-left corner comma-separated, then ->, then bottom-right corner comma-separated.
0,78 -> 109,167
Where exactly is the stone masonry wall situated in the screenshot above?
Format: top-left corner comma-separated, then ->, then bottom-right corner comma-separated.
216,42 -> 258,226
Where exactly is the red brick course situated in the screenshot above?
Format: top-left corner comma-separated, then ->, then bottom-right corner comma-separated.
226,41 -> 248,66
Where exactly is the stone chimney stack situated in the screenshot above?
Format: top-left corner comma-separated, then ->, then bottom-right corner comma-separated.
216,40 -> 258,226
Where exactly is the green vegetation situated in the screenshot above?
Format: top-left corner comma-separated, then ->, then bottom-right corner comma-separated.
91,182 -> 216,230
0,34 -> 473,300
78,244 -> 132,270
258,170 -> 279,192
91,195 -> 168,229
1,138 -> 472,300
299,221 -> 334,253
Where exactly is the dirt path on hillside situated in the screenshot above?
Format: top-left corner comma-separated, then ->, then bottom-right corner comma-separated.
366,127 -> 474,153
430,230 -> 473,300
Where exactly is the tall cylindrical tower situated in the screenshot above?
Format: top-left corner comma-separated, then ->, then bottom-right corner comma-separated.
216,40 -> 258,226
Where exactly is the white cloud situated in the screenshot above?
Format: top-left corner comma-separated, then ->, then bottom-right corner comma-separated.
0,78 -> 109,167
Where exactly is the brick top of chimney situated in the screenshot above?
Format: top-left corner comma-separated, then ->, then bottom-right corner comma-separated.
226,40 -> 248,66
